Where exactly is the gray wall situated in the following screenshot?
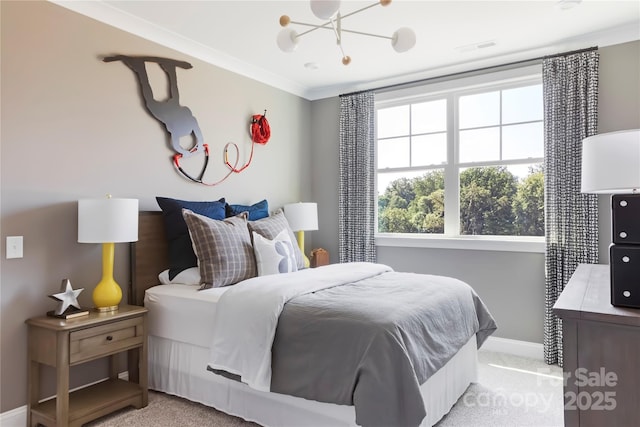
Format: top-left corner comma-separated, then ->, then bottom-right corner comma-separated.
308,40 -> 640,346
0,1 -> 310,412
309,97 -> 341,262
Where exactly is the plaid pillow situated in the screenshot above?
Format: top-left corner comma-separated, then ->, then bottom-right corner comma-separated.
182,209 -> 257,289
248,209 -> 304,269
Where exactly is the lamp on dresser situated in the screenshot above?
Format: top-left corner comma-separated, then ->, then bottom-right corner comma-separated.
284,202 -> 318,268
78,195 -> 138,311
581,129 -> 640,308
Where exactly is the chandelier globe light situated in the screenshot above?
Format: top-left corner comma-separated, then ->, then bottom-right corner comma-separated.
278,0 -> 416,66
392,27 -> 416,53
277,27 -> 299,52
310,0 -> 341,20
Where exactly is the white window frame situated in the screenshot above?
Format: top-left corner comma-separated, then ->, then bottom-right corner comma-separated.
375,65 -> 545,253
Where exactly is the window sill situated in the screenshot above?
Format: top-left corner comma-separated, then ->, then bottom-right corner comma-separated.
375,233 -> 545,253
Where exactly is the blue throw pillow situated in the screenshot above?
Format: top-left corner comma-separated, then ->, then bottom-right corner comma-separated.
225,199 -> 269,221
156,196 -> 226,280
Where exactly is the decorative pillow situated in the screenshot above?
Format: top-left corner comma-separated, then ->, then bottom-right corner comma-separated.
156,196 -> 226,280
182,209 -> 256,289
252,230 -> 298,276
226,199 -> 269,221
248,209 -> 304,269
158,267 -> 201,285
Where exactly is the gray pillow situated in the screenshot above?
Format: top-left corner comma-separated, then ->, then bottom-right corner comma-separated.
182,209 -> 257,289
248,209 -> 304,269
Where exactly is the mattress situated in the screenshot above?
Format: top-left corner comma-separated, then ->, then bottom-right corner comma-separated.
145,284 -> 229,348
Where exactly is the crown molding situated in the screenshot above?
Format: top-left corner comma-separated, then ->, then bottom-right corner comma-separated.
48,0 -> 311,99
308,21 -> 640,100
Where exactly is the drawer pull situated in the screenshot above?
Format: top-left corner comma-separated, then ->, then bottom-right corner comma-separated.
106,335 -> 113,341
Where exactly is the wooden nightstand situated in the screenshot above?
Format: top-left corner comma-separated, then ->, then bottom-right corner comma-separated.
26,304 -> 148,427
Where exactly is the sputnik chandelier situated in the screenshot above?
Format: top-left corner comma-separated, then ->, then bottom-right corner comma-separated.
277,0 -> 416,65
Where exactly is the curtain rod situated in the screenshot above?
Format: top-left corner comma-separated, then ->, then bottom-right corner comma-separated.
340,46 -> 598,97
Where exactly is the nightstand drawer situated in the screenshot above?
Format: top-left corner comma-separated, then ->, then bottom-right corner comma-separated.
70,317 -> 144,364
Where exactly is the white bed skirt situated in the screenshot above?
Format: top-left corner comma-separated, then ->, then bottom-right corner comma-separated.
148,335 -> 478,427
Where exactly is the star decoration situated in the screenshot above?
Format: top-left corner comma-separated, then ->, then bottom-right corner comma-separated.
49,279 -> 84,315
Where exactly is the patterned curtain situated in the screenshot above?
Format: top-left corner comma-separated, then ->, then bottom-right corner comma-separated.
543,51 -> 599,366
338,91 -> 376,263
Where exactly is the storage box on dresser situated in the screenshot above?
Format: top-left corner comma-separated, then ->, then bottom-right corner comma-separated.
553,264 -> 640,427
610,193 -> 640,308
26,305 -> 148,427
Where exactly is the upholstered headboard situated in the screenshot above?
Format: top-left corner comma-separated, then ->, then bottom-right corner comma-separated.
129,211 -> 168,306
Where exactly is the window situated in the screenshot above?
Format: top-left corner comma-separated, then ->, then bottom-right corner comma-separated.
376,66 -> 544,250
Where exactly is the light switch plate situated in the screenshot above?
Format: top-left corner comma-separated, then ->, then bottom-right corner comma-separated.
6,236 -> 23,259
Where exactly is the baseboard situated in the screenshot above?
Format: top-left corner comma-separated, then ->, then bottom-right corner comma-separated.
0,405 -> 25,427
0,371 -> 129,427
481,336 -> 544,360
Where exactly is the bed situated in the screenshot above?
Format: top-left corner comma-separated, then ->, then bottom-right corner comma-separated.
130,211 -> 496,427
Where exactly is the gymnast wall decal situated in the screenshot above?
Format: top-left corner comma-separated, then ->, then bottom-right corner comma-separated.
103,55 -> 263,186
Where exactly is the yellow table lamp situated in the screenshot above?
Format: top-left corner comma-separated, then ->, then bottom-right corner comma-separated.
78,196 -> 138,312
284,202 -> 318,268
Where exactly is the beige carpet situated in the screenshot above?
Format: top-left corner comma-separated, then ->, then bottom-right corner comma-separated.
87,350 -> 563,427
84,391 -> 258,427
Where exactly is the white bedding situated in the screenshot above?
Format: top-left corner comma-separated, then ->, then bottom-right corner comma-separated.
144,271 -> 480,426
148,335 -> 478,427
208,262 -> 392,391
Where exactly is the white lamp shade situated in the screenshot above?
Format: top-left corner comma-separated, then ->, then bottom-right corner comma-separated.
391,27 -> 416,53
284,202 -> 318,232
581,129 -> 640,194
310,0 -> 341,20
78,198 -> 139,243
277,28 -> 299,52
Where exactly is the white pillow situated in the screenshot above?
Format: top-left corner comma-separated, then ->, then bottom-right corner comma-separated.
158,267 -> 201,285
252,230 -> 298,276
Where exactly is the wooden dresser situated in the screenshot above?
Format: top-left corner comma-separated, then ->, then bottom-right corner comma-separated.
553,263 -> 640,427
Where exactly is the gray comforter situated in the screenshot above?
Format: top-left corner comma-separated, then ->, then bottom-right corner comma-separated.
208,263 -> 496,427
